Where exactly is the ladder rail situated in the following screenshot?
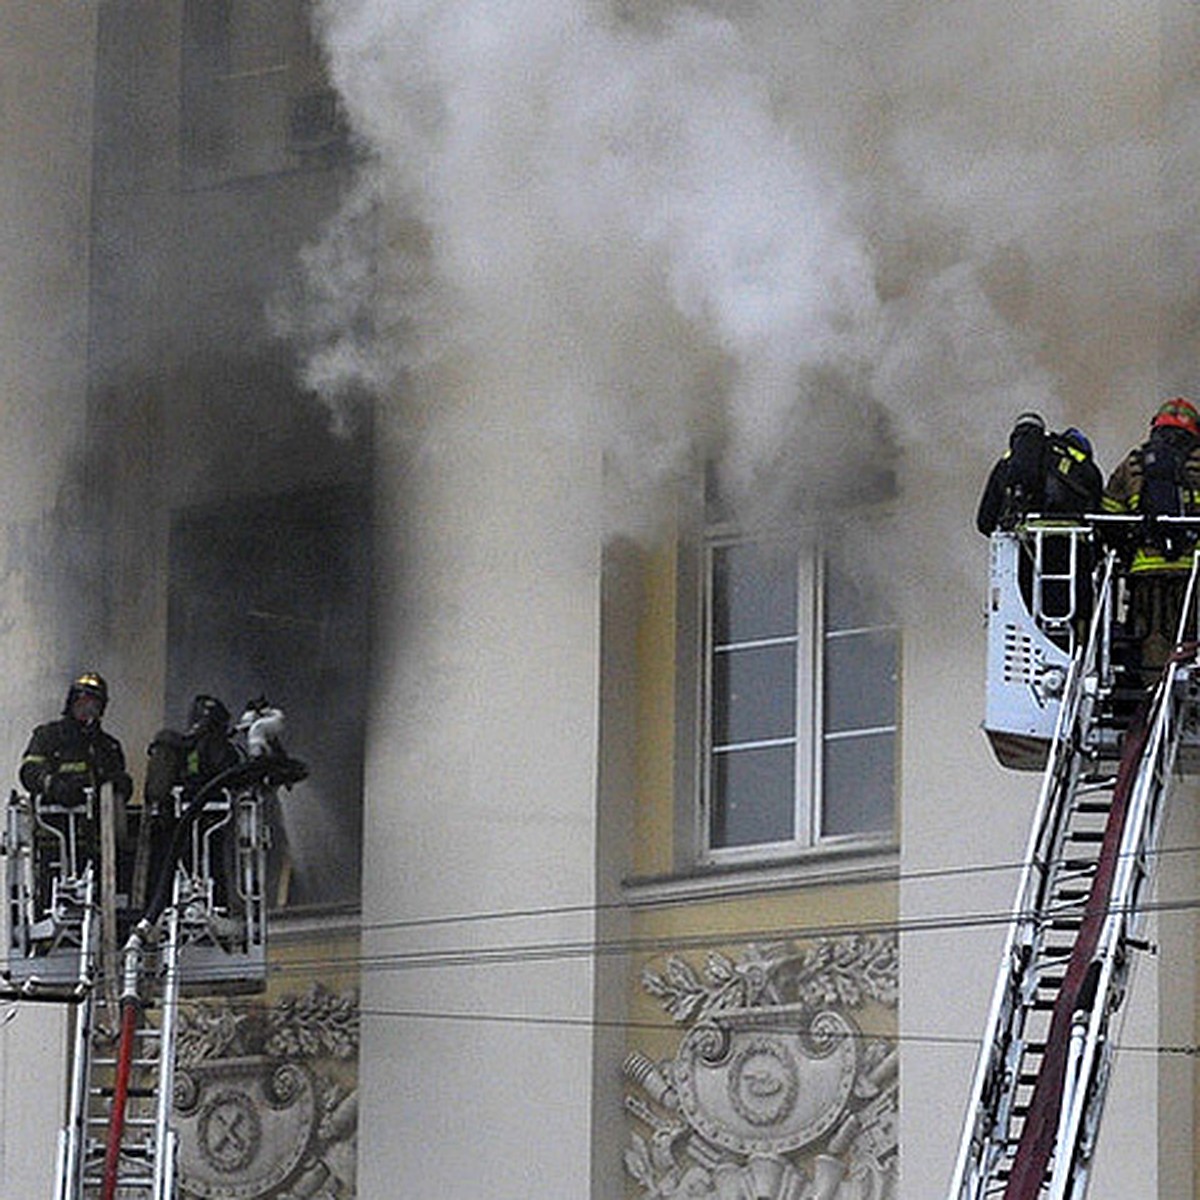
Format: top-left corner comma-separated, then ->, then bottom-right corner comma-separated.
153,890 -> 183,1200
1000,699 -> 1150,1198
55,867 -> 98,1200
95,876 -> 186,1200
1049,616 -> 1195,1198
949,551 -> 1118,1200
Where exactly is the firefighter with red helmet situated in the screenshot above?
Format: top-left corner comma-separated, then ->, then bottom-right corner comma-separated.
18,671 -> 132,808
1104,397 -> 1200,538
1104,398 -> 1200,674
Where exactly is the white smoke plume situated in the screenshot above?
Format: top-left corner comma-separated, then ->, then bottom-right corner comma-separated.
293,0 -> 1200,572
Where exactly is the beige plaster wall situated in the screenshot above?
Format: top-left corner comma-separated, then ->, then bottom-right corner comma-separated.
0,6 -> 98,1196
357,377 -> 606,1196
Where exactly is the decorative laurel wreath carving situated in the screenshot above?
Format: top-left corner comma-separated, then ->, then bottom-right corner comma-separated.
640,934 -> 898,1028
627,934 -> 899,1200
176,983 -> 360,1068
265,986 -> 360,1062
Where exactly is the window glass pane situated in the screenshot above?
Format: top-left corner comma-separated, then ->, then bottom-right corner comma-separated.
825,561 -> 891,632
711,745 -> 795,847
821,731 -> 895,837
700,522 -> 901,857
712,543 -> 798,644
711,644 -> 796,746
823,629 -> 898,733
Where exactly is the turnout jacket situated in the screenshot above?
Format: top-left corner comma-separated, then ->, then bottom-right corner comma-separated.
19,717 -> 129,799
1103,437 -> 1200,515
976,429 -> 1103,535
144,726 -> 242,813
1104,428 -> 1200,571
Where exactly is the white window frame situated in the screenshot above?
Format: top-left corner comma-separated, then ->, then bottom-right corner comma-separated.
696,527 -> 898,868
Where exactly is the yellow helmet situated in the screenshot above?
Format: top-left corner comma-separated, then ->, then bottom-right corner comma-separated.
64,671 -> 108,716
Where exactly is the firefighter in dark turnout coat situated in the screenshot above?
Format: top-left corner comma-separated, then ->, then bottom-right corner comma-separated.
143,694 -> 241,813
977,412 -> 1104,535
19,671 -> 132,806
133,694 -> 244,907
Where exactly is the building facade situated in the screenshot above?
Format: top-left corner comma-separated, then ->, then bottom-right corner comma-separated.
1,3 -> 1198,1198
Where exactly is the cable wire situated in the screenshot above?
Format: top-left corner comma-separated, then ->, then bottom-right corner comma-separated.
343,838 -> 1200,939
263,888 -> 1200,980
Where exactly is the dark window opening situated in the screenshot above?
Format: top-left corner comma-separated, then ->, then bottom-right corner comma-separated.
182,0 -> 349,188
167,484 -> 370,910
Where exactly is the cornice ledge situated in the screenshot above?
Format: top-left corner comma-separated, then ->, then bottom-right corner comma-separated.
622,843 -> 899,908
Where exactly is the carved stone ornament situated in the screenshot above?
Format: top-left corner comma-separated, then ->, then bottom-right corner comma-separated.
175,1060 -> 318,1198
626,935 -> 897,1200
173,983 -> 359,1200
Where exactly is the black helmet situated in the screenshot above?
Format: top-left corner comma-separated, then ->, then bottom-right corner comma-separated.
188,694 -> 231,735
64,671 -> 108,717
1010,411 -> 1046,444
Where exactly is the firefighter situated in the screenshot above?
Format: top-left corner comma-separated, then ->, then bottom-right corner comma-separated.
1103,397 -> 1200,676
18,671 -> 133,901
144,693 -> 241,810
133,694 -> 243,907
1103,397 -> 1200,550
978,415 -> 1104,644
19,671 -> 132,809
976,412 -> 1105,535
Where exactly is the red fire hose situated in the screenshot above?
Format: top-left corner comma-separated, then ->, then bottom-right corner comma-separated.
100,996 -> 140,1200
100,931 -> 147,1200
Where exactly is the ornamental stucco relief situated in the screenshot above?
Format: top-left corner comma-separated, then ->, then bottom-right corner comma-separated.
173,983 -> 359,1200
625,935 -> 897,1200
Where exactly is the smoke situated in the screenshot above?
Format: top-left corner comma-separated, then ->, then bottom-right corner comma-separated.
292,0 -> 1200,578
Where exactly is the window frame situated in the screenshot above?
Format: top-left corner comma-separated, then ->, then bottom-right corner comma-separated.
692,522 -> 899,870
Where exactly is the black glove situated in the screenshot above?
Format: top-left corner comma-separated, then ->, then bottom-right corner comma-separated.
111,771 -> 133,801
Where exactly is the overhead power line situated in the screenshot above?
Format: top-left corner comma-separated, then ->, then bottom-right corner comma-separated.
257,887 -> 1200,982
346,839 -> 1200,939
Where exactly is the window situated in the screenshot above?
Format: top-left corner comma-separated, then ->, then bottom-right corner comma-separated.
167,484 -> 370,910
182,0 -> 349,188
701,530 -> 898,860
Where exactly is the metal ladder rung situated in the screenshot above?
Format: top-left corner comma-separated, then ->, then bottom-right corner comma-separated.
1059,856 -> 1104,871
88,1114 -> 158,1129
1052,881 -> 1091,896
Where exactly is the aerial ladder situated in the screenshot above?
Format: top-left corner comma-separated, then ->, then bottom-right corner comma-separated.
2,703 -> 305,1200
949,516 -> 1200,1200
